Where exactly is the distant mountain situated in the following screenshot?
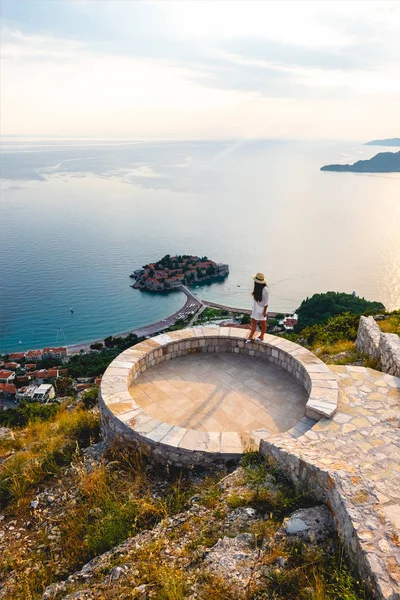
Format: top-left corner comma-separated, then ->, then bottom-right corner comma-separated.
321,151 -> 400,173
365,138 -> 400,146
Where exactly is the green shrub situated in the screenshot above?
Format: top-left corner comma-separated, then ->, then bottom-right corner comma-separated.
81,387 -> 99,409
0,400 -> 59,429
300,312 -> 360,346
296,291 -> 384,330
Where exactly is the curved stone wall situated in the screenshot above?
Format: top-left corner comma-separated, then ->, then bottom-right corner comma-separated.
99,327 -> 338,466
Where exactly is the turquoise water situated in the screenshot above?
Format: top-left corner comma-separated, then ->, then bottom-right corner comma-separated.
1,138 -> 399,353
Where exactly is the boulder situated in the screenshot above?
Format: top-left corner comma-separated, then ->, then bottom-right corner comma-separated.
279,506 -> 334,544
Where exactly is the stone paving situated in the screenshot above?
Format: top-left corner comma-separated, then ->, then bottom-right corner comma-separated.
129,353 -> 308,435
100,328 -> 400,599
260,365 -> 400,600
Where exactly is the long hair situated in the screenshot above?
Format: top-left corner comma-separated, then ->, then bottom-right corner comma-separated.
252,282 -> 266,303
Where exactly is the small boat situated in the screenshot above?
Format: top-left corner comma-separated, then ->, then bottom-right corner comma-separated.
70,308 -> 74,313
19,340 -> 22,344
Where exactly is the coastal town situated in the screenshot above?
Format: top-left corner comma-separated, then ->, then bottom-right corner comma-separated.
130,254 -> 229,291
0,347 -> 71,405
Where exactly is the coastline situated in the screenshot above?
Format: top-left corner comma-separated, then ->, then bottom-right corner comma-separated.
2,286 -> 285,356
66,286 -> 202,355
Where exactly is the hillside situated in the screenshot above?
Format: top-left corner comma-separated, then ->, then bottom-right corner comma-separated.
365,138 -> 400,146
321,151 -> 400,173
0,410 -> 370,600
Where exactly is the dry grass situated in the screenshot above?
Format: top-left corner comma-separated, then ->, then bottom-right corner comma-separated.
378,313 -> 400,336
0,408 -> 100,508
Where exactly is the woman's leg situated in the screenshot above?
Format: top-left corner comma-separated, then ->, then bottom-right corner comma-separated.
259,319 -> 267,341
247,319 -> 257,340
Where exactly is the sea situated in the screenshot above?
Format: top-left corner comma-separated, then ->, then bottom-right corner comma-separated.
1,138 -> 399,354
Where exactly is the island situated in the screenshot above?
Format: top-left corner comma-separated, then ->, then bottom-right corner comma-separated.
365,138 -> 400,146
320,151 -> 400,173
130,254 -> 229,291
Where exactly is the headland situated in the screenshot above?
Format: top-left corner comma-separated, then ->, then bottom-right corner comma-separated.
321,150 -> 400,173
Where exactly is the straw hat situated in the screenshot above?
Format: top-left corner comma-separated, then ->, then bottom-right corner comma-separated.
253,272 -> 267,284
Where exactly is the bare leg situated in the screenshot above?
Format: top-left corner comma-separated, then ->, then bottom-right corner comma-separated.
247,318 -> 257,340
259,319 -> 267,340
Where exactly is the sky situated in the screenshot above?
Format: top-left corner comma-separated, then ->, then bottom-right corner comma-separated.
1,0 -> 400,140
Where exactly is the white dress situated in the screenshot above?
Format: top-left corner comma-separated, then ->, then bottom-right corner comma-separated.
251,287 -> 269,321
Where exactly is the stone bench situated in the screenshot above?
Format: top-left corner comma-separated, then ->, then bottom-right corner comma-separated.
99,327 -> 338,466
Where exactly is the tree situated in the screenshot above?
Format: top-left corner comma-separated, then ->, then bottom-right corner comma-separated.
90,342 -> 103,350
55,377 -> 74,396
104,336 -> 115,348
206,264 -> 216,276
241,313 -> 251,325
296,291 -> 384,330
81,387 -> 99,409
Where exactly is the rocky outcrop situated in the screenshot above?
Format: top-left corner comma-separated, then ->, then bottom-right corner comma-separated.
356,316 -> 400,376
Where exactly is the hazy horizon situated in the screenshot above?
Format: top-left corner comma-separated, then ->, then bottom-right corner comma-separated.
2,1 -> 399,139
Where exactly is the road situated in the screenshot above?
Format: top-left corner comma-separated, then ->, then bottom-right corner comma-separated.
66,287 -> 203,355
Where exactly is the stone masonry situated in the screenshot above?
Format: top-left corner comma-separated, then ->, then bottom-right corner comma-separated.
99,328 -> 338,468
100,327 -> 400,600
356,316 -> 400,377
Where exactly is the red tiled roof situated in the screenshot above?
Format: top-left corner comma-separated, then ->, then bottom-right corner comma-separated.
4,362 -> 19,369
31,370 -> 48,378
25,364 -> 36,369
5,384 -> 16,394
9,353 -> 24,360
0,370 -> 13,379
43,347 -> 67,353
284,318 -> 298,327
26,350 -> 42,357
47,369 -> 59,377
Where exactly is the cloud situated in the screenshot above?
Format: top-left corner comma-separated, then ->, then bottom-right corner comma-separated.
1,1 -> 400,138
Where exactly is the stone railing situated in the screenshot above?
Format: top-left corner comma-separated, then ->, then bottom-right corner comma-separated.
356,316 -> 400,377
99,327 -> 338,466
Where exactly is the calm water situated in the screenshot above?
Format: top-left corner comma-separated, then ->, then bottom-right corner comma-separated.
1,138 -> 399,353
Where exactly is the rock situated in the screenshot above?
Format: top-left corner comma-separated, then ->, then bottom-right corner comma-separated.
285,517 -> 309,535
223,507 -> 262,532
63,590 -> 93,599
279,506 -> 334,544
30,500 -> 39,509
109,566 -> 126,581
0,427 -> 14,441
204,533 -> 258,589
134,584 -> 148,598
47,496 -> 55,504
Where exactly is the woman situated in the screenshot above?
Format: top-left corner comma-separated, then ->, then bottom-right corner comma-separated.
246,272 -> 269,342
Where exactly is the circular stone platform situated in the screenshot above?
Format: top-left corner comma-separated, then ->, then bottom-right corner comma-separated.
130,353 -> 308,435
99,327 -> 339,466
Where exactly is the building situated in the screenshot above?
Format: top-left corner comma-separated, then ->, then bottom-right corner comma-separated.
42,347 -> 67,360
25,350 -> 42,361
4,362 -> 19,371
17,384 -> 55,403
0,383 -> 17,400
9,352 -> 25,361
278,314 -> 299,331
0,370 -> 16,383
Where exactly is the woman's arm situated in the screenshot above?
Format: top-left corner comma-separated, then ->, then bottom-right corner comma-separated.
263,287 -> 269,317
